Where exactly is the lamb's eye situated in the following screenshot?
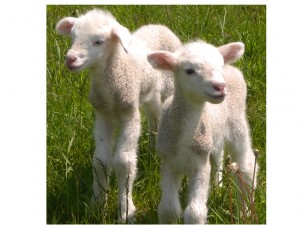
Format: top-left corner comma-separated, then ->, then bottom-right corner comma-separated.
185,68 -> 195,75
94,40 -> 104,46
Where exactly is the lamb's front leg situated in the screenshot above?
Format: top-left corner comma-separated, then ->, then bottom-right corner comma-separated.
113,108 -> 141,223
91,111 -> 114,206
184,154 -> 211,224
158,161 -> 182,224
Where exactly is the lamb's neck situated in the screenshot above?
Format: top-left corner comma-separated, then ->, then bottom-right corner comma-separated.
172,87 -> 206,134
90,43 -> 128,78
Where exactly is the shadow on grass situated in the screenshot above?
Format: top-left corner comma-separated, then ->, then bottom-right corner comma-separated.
47,162 -> 97,224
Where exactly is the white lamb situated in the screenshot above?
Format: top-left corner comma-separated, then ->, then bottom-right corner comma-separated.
55,9 -> 181,222
147,41 -> 258,224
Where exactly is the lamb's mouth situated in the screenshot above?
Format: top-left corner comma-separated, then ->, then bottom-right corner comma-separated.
205,91 -> 226,103
205,91 -> 226,99
67,64 -> 85,72
213,93 -> 226,99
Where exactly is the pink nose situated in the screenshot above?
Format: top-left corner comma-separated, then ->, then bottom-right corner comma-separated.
66,55 -> 77,66
213,83 -> 226,92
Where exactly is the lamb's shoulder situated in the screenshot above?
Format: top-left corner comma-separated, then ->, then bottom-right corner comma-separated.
156,96 -> 182,158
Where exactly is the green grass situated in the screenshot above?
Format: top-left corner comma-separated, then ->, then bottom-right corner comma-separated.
47,5 -> 266,224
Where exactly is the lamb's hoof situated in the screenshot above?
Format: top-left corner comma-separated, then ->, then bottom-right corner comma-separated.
118,206 -> 136,224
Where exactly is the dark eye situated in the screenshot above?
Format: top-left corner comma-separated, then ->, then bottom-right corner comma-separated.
185,68 -> 195,75
94,40 -> 104,46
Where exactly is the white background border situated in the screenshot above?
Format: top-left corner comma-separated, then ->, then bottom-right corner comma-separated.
0,1 -> 299,224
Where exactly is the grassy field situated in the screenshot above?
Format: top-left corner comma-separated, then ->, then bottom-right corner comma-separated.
47,5 -> 266,224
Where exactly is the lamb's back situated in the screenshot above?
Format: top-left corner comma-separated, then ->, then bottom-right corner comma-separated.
132,24 -> 181,51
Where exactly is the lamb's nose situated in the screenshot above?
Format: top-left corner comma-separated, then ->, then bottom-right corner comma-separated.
213,83 -> 226,92
66,55 -> 77,66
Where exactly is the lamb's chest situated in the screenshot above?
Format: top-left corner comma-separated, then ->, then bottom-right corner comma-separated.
89,77 -> 138,113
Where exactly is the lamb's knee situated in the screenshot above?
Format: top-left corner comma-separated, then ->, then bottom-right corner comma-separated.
211,155 -> 224,187
231,149 -> 258,189
113,150 -> 137,174
184,201 -> 208,224
92,149 -> 112,176
240,158 -> 259,189
158,201 -> 181,224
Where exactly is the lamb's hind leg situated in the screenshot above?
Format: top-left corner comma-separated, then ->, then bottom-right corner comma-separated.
227,118 -> 258,214
227,118 -> 258,189
211,149 -> 224,187
143,93 -> 162,149
113,108 -> 141,223
91,111 -> 114,206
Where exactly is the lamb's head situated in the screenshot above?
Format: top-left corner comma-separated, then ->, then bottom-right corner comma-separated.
56,9 -> 131,72
147,41 -> 244,104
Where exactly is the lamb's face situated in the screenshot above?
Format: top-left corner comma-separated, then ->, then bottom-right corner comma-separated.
176,43 -> 226,104
66,19 -> 112,72
56,10 -> 131,72
148,41 -> 244,105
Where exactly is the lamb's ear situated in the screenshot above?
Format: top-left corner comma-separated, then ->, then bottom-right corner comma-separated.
111,23 -> 131,53
56,17 -> 77,36
147,51 -> 177,71
218,42 -> 245,64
